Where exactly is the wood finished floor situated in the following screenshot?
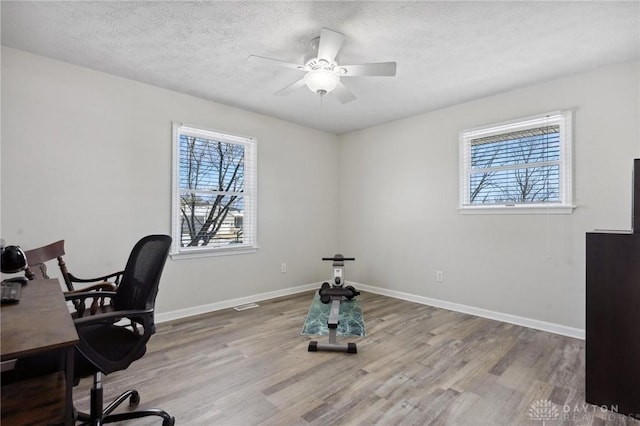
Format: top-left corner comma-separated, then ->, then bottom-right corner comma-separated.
74,291 -> 639,426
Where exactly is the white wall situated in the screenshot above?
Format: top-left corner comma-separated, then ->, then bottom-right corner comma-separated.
3,46 -> 638,331
1,47 -> 339,314
337,60 -> 640,330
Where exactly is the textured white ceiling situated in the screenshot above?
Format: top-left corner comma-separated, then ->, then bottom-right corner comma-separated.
2,1 -> 639,134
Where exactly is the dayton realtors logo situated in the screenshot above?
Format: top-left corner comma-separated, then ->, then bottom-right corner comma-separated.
528,399 -> 620,424
528,400 -> 560,425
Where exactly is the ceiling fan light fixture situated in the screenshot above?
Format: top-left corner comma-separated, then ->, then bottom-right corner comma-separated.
304,69 -> 339,95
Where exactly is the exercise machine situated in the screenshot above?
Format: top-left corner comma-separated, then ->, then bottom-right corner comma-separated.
308,254 -> 360,354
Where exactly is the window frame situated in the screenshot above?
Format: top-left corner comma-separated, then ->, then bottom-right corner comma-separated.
459,111 -> 574,215
171,122 -> 258,259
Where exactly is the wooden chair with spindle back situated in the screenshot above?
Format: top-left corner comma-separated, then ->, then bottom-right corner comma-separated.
23,240 -> 122,316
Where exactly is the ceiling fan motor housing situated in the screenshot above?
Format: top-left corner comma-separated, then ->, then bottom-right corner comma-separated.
305,58 -> 346,74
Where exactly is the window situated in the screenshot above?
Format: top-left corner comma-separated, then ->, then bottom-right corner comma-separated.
171,123 -> 257,258
459,111 -> 573,214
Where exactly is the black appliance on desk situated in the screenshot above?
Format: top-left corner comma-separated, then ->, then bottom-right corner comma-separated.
1,243 -> 28,303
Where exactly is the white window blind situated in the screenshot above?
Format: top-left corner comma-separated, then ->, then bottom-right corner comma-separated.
459,111 -> 573,213
171,123 -> 257,257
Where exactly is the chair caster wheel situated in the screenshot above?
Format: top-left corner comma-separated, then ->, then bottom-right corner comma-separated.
163,417 -> 176,426
129,390 -> 140,406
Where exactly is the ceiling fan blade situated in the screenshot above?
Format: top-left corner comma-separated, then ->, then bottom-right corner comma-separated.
340,62 -> 397,77
247,55 -> 305,71
274,78 -> 307,96
333,81 -> 356,104
317,28 -> 345,62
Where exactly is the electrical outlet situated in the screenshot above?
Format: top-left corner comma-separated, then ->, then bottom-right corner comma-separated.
281,263 -> 287,273
436,270 -> 444,282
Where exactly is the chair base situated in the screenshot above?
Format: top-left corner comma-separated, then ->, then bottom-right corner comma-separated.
76,407 -> 175,426
76,373 -> 174,426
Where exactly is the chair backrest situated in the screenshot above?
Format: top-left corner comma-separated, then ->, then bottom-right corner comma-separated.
114,235 -> 172,312
72,235 -> 171,378
23,240 -> 75,291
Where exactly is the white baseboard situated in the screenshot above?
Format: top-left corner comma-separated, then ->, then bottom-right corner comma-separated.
155,281 -> 585,340
354,283 -> 585,340
155,282 -> 318,323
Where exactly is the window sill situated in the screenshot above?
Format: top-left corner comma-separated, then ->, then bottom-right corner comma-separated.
170,245 -> 259,260
458,205 -> 575,215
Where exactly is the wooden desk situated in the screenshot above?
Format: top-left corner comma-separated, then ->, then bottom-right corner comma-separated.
1,279 -> 79,425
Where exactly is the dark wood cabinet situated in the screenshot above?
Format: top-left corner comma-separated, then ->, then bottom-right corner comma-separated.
585,158 -> 640,419
585,232 -> 640,419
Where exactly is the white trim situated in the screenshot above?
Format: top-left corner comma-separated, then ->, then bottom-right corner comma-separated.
155,281 -> 585,340
170,245 -> 258,260
174,122 -> 256,146
462,111 -> 564,139
458,205 -> 576,215
155,282 -> 319,323
171,122 -> 181,252
353,283 -> 585,340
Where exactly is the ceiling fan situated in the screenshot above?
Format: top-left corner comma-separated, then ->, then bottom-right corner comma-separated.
248,28 -> 397,104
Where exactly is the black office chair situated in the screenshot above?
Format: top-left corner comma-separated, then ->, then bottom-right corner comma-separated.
64,234 -> 175,426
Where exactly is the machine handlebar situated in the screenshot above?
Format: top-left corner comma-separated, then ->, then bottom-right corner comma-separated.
322,255 -> 355,261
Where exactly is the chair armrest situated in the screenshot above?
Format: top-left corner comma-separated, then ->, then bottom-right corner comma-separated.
64,283 -> 116,294
65,290 -> 119,318
67,271 -> 124,284
65,291 -> 117,303
73,308 -> 153,326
